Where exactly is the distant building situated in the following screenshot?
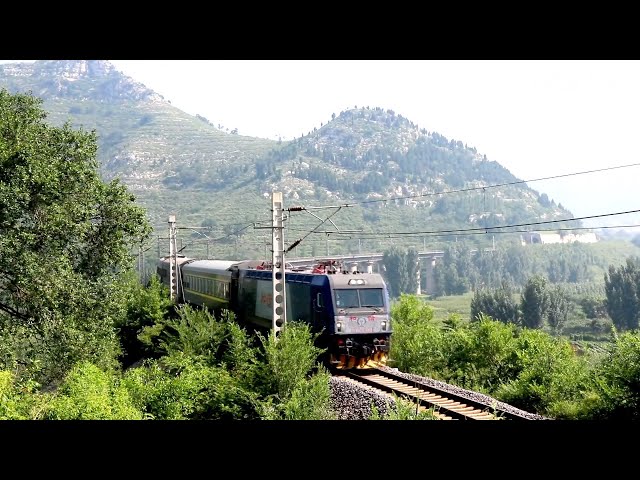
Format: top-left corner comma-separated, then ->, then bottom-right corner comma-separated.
521,232 -> 598,245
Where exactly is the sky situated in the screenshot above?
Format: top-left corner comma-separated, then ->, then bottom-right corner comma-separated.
3,59 -> 640,227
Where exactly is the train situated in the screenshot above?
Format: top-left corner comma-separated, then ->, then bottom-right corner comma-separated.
156,255 -> 392,370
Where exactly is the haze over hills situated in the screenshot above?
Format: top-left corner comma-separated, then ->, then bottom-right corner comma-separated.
0,60 -> 585,261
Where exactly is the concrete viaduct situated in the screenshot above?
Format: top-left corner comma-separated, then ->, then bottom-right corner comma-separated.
286,250 -> 444,295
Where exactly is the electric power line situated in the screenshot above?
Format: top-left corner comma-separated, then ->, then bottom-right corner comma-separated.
283,208 -> 640,238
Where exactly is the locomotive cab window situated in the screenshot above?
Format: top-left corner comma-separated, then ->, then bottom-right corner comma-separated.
335,289 -> 359,308
335,289 -> 384,308
359,289 -> 384,307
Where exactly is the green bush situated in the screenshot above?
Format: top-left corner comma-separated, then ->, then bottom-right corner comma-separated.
389,294 -> 445,377
122,357 -> 259,420
115,273 -> 173,367
587,332 -> 640,420
0,371 -> 50,420
392,294 -> 435,328
440,315 -> 519,392
254,322 -> 323,399
254,322 -> 334,420
42,362 -> 144,420
122,303 -> 262,420
0,90 -> 151,387
220,319 -> 259,377
265,370 -> 335,420
140,304 -> 236,367
493,329 -> 592,417
123,308 -> 337,420
391,300 -> 604,418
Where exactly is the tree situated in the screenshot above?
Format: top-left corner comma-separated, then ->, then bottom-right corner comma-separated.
545,285 -> 571,335
0,89 -> 151,384
470,283 -> 520,325
433,243 -> 474,295
405,248 -> 419,295
592,332 -> 640,420
538,193 -> 552,208
382,246 -> 406,298
115,272 -> 173,368
521,276 -> 549,329
382,246 -> 418,298
604,258 -> 640,332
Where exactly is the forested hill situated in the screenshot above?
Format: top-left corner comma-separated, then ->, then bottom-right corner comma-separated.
257,107 -> 529,202
0,60 -> 579,259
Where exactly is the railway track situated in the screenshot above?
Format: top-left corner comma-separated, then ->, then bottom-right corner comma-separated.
338,367 -> 532,420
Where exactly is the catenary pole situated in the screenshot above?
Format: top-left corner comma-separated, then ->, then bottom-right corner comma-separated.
168,215 -> 178,301
272,192 -> 286,338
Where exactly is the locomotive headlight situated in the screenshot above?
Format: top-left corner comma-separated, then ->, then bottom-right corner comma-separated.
381,321 -> 387,330
336,321 -> 342,332
348,279 -> 366,285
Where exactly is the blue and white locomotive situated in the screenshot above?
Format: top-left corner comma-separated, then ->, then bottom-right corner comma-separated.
156,256 -> 392,369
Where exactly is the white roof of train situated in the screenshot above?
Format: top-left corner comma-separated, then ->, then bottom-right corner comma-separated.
182,260 -> 241,274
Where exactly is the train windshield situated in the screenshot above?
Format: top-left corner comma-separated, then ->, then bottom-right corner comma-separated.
335,289 -> 385,308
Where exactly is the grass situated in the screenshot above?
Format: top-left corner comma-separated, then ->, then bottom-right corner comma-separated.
420,292 -> 475,324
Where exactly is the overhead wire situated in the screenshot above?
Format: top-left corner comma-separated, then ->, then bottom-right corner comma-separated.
309,224 -> 640,240
177,222 -> 255,253
280,161 -> 640,243
284,208 -> 640,238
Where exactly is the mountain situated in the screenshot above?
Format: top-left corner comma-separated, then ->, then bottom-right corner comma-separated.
0,60 -> 581,262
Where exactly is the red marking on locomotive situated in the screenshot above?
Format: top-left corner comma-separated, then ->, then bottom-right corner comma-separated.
260,294 -> 272,306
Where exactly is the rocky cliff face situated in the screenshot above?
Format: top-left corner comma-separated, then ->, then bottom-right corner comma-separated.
34,60 -> 115,79
0,60 -> 165,103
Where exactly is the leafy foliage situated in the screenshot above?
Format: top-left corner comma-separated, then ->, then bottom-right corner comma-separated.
432,241 -> 615,298
604,257 -> 640,331
521,275 -> 549,329
42,362 -> 143,420
123,308 -> 334,420
122,356 -> 259,420
118,303 -> 263,420
433,243 -> 475,296
389,295 -> 444,377
157,304 -> 231,362
253,321 -> 334,420
440,315 -> 520,391
470,284 -> 520,325
491,329 -> 589,415
0,370 -> 48,419
115,272 -> 173,367
382,246 -> 419,298
545,284 -> 571,335
392,295 -> 607,418
263,370 -> 335,420
587,332 -> 640,420
0,89 -> 151,385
